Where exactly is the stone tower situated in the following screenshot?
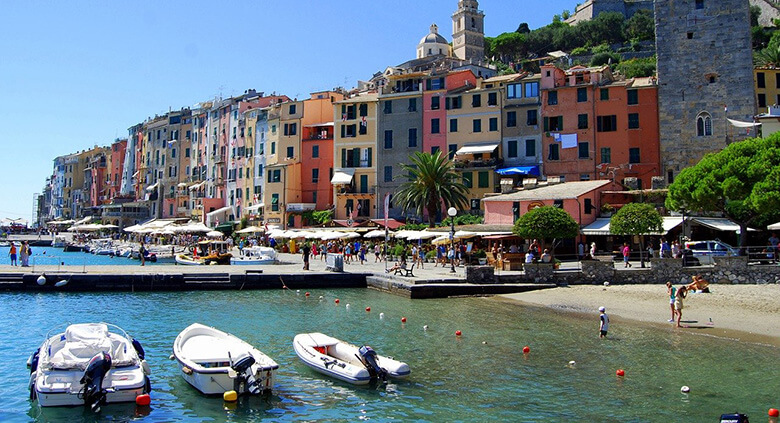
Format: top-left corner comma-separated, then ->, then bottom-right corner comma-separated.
654,0 -> 756,185
452,0 -> 485,62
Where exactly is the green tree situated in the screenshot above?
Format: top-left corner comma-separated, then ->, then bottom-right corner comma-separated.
493,32 -> 526,62
615,56 -> 656,78
395,151 -> 469,228
666,135 -> 780,251
512,206 -> 579,256
623,9 -> 655,41
610,203 -> 663,267
516,23 -> 530,34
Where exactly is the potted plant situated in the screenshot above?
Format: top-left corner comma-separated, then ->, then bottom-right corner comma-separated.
600,203 -> 615,217
425,250 -> 437,263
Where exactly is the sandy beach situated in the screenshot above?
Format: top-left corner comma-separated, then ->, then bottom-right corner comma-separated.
500,284 -> 780,346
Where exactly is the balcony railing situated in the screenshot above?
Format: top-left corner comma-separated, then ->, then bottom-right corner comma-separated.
336,186 -> 377,196
454,158 -> 504,169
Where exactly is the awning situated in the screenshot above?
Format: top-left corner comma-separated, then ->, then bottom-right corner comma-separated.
189,181 -> 206,190
580,216 -> 683,236
145,182 -> 159,192
727,118 -> 761,128
331,168 -> 356,185
177,182 -> 188,188
304,122 -> 334,127
768,221 -> 780,230
690,217 -> 755,232
215,223 -> 235,232
495,166 -> 540,176
206,206 -> 233,218
455,143 -> 499,155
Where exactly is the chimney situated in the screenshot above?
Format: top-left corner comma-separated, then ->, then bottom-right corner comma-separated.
623,177 -> 639,190
523,178 -> 538,190
547,176 -> 561,185
500,178 -> 514,193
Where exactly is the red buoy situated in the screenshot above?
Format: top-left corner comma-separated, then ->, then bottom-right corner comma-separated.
616,369 -> 625,377
305,292 -> 310,297
401,317 -> 407,323
365,306 -> 371,312
522,346 -> 530,354
769,408 -> 779,417
455,330 -> 462,336
335,299 -> 340,304
136,394 -> 151,406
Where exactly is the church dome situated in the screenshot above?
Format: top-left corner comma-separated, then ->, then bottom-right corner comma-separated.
417,23 -> 451,59
420,26 -> 449,45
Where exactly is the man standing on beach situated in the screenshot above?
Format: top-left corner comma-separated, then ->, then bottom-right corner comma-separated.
598,306 -> 609,338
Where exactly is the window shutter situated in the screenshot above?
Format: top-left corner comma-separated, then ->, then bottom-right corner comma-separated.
543,117 -> 549,132
341,105 -> 346,116
341,125 -> 345,138
341,149 -> 347,167
367,147 -> 372,167
445,97 -> 451,110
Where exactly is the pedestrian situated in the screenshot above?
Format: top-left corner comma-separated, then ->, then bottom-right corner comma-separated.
302,242 -> 311,270
8,242 -> 17,266
139,242 -> 146,266
589,242 -> 596,259
647,242 -> 654,260
418,244 -> 425,269
598,306 -> 609,338
660,238 -> 671,258
671,241 -> 681,259
578,241 -> 585,260
374,244 -> 381,262
20,241 -> 30,267
359,245 -> 366,265
769,232 -> 779,262
622,242 -> 632,268
666,281 -> 677,322
675,285 -> 688,328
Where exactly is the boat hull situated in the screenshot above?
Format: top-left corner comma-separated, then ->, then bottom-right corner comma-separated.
230,257 -> 275,265
33,368 -> 147,407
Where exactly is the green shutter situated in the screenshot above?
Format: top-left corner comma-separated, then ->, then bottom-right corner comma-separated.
341,125 -> 345,138
543,117 -> 549,132
367,147 -> 372,167
341,149 -> 347,168
445,98 -> 451,110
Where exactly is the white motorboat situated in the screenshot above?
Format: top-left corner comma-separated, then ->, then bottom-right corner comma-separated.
173,323 -> 278,395
230,246 -> 276,265
175,253 -> 204,265
293,333 -> 410,385
27,323 -> 151,411
51,235 -> 67,248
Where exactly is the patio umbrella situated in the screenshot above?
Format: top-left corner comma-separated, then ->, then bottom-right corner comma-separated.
454,230 -> 477,239
173,222 -> 212,233
406,231 -> 439,241
364,229 -> 393,238
206,230 -> 224,238
236,226 -> 264,234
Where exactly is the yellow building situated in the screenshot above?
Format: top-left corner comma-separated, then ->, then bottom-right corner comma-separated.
755,67 -> 780,109
332,93 -> 378,221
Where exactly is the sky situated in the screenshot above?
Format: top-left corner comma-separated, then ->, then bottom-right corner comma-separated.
0,0 -> 579,224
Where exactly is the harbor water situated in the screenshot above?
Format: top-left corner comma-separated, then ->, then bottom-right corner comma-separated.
2,246 -> 159,267
1,288 -> 777,422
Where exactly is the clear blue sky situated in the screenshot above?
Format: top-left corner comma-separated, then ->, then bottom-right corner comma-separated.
0,0 -> 579,224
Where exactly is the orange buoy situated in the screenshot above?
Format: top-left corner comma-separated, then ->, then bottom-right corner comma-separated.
365,306 -> 371,312
769,409 -> 779,417
335,299 -> 340,304
401,317 -> 407,323
522,346 -> 530,354
455,330 -> 462,336
616,369 -> 625,377
135,394 -> 151,406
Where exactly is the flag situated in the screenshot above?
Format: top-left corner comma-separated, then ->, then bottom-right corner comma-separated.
342,114 -> 347,121
361,116 -> 367,126
264,222 -> 268,232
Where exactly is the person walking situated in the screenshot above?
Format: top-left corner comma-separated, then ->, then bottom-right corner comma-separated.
675,285 -> 688,328
302,243 -> 311,270
666,282 -> 677,322
9,242 -> 17,266
139,242 -> 146,266
598,306 -> 609,338
622,242 -> 632,268
589,242 -> 596,259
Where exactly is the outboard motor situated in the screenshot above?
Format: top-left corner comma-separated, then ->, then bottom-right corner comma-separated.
358,346 -> 387,381
131,338 -> 145,360
80,352 -> 112,412
230,353 -> 260,394
28,349 -> 40,373
720,413 -> 749,423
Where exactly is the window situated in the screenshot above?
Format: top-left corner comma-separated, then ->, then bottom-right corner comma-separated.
758,93 -> 767,108
578,142 -> 589,159
358,122 -> 366,135
431,96 -> 440,110
584,198 -> 593,214
450,118 -> 458,132
507,111 -> 517,127
527,110 -> 538,126
431,146 -> 440,154
185,148 -> 190,158
628,113 -> 640,129
359,104 -> 368,116
489,117 -> 498,131
383,100 -> 393,114
776,73 -> 780,89
473,119 -> 482,132
384,166 -> 393,182
271,142 -> 276,155
283,123 -> 297,136
286,146 -> 294,158
271,194 -> 279,211
312,168 -> 319,183
271,124 -> 277,134
600,147 -> 611,164
578,114 -> 588,129
270,169 -> 281,183
472,94 -> 481,107
548,143 -> 560,160
431,118 -> 440,134
312,145 -> 319,158
408,98 -> 417,112
580,174 -> 591,181
312,191 -> 317,205
544,116 -> 563,131
408,128 -> 418,147
524,81 -> 539,97
596,115 -> 617,132
462,172 -> 473,188
384,130 -> 393,149
488,92 -> 497,106
695,0 -> 704,9
525,139 -> 536,157
478,171 -> 489,188
171,148 -> 177,158
448,144 -> 458,159
627,89 -> 638,105
507,83 -> 521,99
577,87 -> 587,102
427,77 -> 445,90
507,140 -> 518,158
447,96 -> 462,109
687,32 -> 694,39
600,88 -> 609,100
696,112 -> 712,136
547,91 -> 558,105
629,147 -> 641,164
667,170 -> 674,184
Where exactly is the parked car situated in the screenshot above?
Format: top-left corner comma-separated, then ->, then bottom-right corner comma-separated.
684,240 -> 738,264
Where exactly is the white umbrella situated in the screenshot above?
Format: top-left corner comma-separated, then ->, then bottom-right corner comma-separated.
342,232 -> 361,239
267,229 -> 286,238
406,231 -> 439,241
206,230 -> 224,238
394,230 -> 419,239
173,222 -> 212,233
432,236 -> 450,245
364,229 -> 392,238
454,230 -> 477,239
236,226 -> 264,234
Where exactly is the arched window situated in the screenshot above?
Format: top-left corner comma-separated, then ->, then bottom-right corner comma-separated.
696,112 -> 712,136
471,17 -> 476,28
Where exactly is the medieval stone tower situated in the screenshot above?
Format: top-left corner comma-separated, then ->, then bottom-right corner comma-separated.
654,0 -> 756,184
452,0 -> 485,62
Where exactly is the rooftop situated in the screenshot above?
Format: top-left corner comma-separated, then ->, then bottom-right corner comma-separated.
482,180 -> 612,202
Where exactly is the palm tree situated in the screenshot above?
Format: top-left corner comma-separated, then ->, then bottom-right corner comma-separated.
394,151 -> 469,227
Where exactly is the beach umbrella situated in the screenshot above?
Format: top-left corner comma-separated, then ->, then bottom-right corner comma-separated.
364,229 -> 393,238
432,236 -> 450,245
206,230 -> 224,238
406,231 -> 439,241
454,230 -> 477,239
236,226 -> 264,234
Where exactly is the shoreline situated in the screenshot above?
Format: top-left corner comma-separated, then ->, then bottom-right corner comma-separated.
497,284 -> 780,347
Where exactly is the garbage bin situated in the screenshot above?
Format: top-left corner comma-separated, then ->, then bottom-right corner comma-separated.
326,253 -> 344,272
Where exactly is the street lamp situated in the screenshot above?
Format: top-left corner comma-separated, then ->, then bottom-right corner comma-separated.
448,207 -> 457,273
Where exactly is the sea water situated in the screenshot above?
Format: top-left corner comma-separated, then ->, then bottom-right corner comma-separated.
1,246 -> 148,267
0,288 -> 777,422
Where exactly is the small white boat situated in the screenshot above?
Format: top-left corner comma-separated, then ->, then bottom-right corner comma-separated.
51,235 -> 67,248
230,246 -> 276,265
173,323 -> 278,395
27,323 -> 151,411
293,333 -> 409,385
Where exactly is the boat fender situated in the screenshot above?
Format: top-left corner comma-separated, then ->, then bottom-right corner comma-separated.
182,366 -> 193,375
132,338 -> 146,360
223,390 -> 238,402
141,360 -> 151,376
79,352 -> 112,413
28,350 -> 40,373
136,393 -> 151,406
36,275 -> 46,286
55,279 -> 69,287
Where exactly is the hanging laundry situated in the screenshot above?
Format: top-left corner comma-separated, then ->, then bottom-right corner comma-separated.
560,134 -> 578,149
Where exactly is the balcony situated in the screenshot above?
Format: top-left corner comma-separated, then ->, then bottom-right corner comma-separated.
454,157 -> 504,169
336,186 -> 376,197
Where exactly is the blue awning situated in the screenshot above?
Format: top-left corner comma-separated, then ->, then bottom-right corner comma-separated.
495,166 -> 540,176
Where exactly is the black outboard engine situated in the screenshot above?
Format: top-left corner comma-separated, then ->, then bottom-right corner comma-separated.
231,353 -> 260,394
80,352 -> 112,412
132,338 -> 145,360
358,346 -> 387,381
720,413 -> 749,423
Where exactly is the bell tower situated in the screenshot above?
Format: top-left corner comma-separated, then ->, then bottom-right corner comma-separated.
452,0 -> 485,62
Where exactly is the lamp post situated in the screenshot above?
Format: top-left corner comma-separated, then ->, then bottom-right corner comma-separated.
448,207 -> 457,273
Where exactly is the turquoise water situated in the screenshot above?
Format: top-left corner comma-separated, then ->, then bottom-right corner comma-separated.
1,288 -> 777,422
1,246 -> 147,267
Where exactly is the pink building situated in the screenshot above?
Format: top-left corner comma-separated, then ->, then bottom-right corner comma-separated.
421,70 -> 477,155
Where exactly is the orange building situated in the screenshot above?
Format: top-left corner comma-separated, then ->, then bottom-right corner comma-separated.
540,65 -> 660,189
